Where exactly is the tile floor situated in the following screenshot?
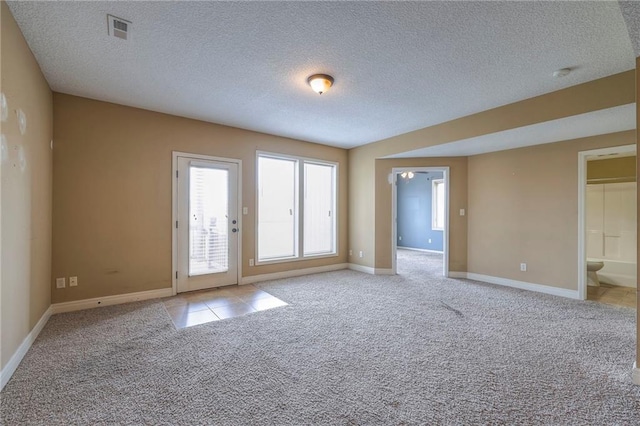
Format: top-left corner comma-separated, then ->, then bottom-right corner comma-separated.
162,284 -> 287,328
587,283 -> 637,309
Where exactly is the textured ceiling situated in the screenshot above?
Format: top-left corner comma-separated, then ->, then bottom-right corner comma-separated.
385,104 -> 636,158
7,1 -> 636,149
619,1 -> 640,56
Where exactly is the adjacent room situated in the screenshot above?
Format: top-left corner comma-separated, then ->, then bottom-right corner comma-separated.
584,149 -> 637,307
1,1 -> 639,424
395,170 -> 447,277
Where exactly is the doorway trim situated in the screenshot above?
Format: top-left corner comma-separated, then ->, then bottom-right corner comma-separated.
577,144 -> 636,301
391,166 -> 450,277
171,151 -> 243,296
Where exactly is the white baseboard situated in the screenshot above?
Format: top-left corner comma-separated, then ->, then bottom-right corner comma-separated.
398,247 -> 443,254
51,288 -> 173,314
241,263 -> 349,285
1,306 -> 52,391
448,271 -> 467,279
348,263 -> 375,274
452,272 -> 580,300
347,264 -> 395,276
633,362 -> 640,386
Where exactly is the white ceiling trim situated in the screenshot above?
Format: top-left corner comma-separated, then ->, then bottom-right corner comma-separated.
384,104 -> 636,159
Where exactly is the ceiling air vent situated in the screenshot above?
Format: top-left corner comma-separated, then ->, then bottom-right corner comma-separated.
107,15 -> 131,40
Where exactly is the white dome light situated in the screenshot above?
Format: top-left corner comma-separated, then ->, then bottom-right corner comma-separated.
307,74 -> 334,95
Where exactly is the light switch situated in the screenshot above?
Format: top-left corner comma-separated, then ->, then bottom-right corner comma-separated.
460,209 -> 465,216
243,207 -> 248,215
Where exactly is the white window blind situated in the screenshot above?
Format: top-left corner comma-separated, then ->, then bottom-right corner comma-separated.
304,162 -> 336,256
258,156 -> 298,261
257,153 -> 338,263
189,165 -> 229,276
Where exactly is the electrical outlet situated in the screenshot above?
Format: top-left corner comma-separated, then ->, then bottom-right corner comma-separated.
399,236 -> 402,241
249,259 -> 254,266
520,263 -> 527,272
243,207 -> 248,215
69,276 -> 78,286
56,278 -> 66,288
359,251 -> 364,258
460,209 -> 465,216
349,250 -> 352,256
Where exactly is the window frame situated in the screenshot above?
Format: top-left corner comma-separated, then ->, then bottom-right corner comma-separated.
255,151 -> 338,265
256,153 -> 300,263
303,160 -> 337,257
432,178 -> 445,231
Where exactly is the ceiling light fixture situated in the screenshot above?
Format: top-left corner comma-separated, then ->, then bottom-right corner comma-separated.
307,74 -> 334,95
400,171 -> 415,179
552,68 -> 571,78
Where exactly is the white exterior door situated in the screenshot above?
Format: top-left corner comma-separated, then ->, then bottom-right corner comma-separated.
177,156 -> 239,293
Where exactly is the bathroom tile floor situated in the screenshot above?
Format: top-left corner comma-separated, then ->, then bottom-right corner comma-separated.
587,283 -> 636,309
162,284 -> 288,329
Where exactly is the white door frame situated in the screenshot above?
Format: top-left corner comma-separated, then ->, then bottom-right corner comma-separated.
577,144 -> 636,300
172,151 -> 243,296
391,166 -> 450,277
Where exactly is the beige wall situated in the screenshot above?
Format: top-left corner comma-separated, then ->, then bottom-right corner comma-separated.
52,94 -> 348,303
348,147 -> 376,267
349,72 -> 635,270
467,131 -> 635,290
1,2 -> 53,369
587,156 -> 636,183
374,158 -> 468,271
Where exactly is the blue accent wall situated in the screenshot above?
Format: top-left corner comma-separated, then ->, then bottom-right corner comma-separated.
397,172 -> 443,251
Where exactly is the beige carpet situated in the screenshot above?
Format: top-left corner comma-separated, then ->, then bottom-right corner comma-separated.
2,250 -> 639,424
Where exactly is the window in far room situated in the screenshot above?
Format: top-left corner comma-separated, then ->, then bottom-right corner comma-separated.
432,178 -> 445,231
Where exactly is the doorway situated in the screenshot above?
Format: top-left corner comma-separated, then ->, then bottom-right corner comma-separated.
391,167 -> 450,277
172,152 -> 242,294
578,144 -> 636,306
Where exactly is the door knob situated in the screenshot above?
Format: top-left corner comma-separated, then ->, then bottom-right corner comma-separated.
232,228 -> 238,233
232,220 -> 237,224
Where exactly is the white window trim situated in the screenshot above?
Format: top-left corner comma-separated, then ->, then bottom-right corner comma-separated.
432,178 -> 444,231
255,151 -> 339,265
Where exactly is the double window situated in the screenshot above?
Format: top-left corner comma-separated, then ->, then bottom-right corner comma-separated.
257,153 -> 337,262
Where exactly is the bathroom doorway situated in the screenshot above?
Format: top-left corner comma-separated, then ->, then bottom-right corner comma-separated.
391,167 -> 449,277
578,145 -> 637,308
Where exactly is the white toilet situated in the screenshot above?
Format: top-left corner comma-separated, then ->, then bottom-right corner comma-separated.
587,261 -> 605,286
